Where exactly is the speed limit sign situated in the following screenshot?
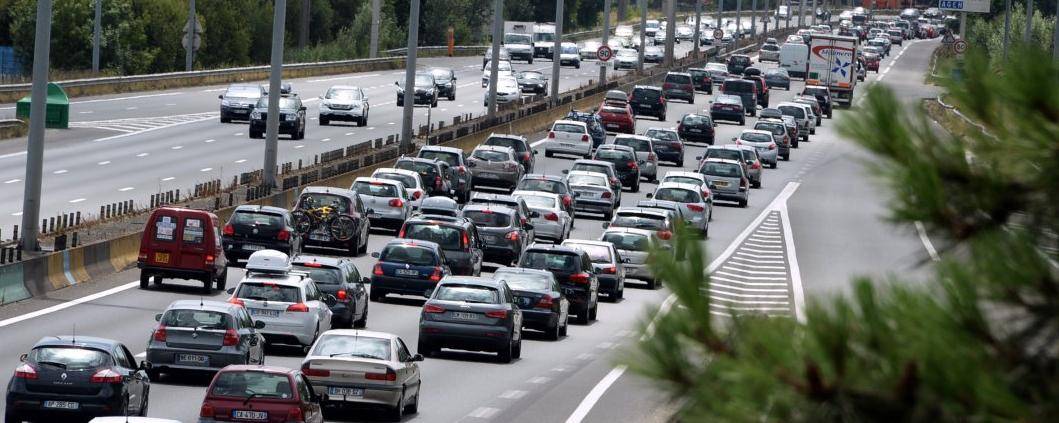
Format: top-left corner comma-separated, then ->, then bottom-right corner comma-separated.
596,45 -> 614,62
952,39 -> 967,54
713,29 -> 724,40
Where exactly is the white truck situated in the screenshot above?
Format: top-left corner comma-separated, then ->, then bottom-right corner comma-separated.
807,34 -> 858,106
533,23 -> 557,59
503,21 -> 536,63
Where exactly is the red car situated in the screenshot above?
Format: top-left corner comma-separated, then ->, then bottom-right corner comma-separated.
199,365 -> 324,423
596,102 -> 635,134
864,53 -> 881,72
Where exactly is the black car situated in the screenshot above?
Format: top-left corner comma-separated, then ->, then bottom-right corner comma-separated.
218,83 -> 264,123
518,244 -> 599,324
399,216 -> 484,276
801,85 -> 833,119
629,85 -> 667,121
417,277 -> 523,362
395,156 -> 456,198
370,239 -> 451,301
484,133 -> 536,173
416,146 -> 473,201
418,196 -> 460,217
763,68 -> 791,90
720,79 -> 758,117
514,175 -> 576,216
222,205 -> 300,266
564,110 -> 607,148
592,145 -> 641,192
294,186 -> 371,256
396,73 -> 439,107
291,255 -> 370,328
710,94 -> 746,125
515,70 -> 548,94
249,94 -> 307,139
677,113 -> 717,145
643,127 -> 685,166
493,267 -> 569,340
6,336 -> 150,421
726,54 -> 752,75
686,68 -> 714,94
460,205 -> 533,266
429,67 -> 457,101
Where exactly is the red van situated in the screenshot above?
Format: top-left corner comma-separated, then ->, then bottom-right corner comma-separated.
138,207 -> 228,293
199,365 -> 324,423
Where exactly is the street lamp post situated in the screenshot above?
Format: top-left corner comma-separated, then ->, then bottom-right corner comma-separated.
262,0 -> 286,190
19,0 -> 52,252
400,0 -> 421,152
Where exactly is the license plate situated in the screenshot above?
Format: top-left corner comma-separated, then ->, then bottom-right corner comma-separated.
154,252 -> 169,264
395,269 -> 419,276
714,181 -> 730,187
367,213 -> 381,219
309,232 -> 331,242
43,401 -> 79,410
250,308 -> 281,318
606,123 -> 618,128
328,386 -> 364,398
689,128 -> 702,133
232,410 -> 268,420
757,147 -> 769,153
451,312 -> 478,320
234,109 -> 248,114
243,244 -> 264,251
478,173 -> 499,179
639,105 -> 653,109
177,353 -> 209,366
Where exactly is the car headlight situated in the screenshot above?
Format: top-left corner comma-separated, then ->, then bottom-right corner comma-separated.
320,102 -> 331,109
285,113 -> 297,121
250,111 -> 261,119
221,99 -> 231,107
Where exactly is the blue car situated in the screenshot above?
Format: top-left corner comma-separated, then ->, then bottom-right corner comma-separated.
565,111 -> 606,149
369,239 -> 452,301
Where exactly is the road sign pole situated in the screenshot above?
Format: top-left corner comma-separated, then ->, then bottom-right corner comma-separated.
263,0 -> 286,190
602,0 -> 612,82
959,12 -> 966,35
369,0 -> 381,58
693,0 -> 702,57
487,0 -> 501,117
638,0 -> 646,73
716,0 -> 722,37
92,0 -> 101,73
1002,0 -> 1011,61
186,0 -> 196,71
19,0 -> 51,253
735,0 -> 742,40
551,0 -> 564,101
401,0 -> 420,152
811,0 -> 817,26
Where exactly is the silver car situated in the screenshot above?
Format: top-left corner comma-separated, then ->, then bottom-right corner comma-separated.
513,190 -> 572,241
643,46 -> 664,63
733,145 -> 764,188
580,40 -> 602,60
145,300 -> 266,378
613,134 -> 659,182
599,227 -> 663,289
613,48 -> 639,70
566,171 -> 617,220
649,182 -> 711,237
371,168 -> 426,210
468,145 -> 524,192
699,158 -> 749,208
659,171 -> 714,221
351,177 -> 413,230
759,43 -> 780,62
319,85 -> 369,127
301,329 -> 422,417
484,76 -> 521,107
735,129 -> 779,169
777,102 -> 815,139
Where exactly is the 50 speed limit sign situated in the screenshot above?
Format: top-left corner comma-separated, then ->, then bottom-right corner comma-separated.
596,45 -> 614,62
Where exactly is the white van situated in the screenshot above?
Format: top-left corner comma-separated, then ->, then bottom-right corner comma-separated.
779,42 -> 809,79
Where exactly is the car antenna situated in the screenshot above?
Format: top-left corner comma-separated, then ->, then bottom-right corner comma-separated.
201,296 -> 205,307
71,323 -> 76,344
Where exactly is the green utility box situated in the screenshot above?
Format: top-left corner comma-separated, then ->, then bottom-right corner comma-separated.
15,82 -> 69,129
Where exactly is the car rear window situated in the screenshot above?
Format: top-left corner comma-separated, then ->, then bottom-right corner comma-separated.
183,218 -> 205,244
601,233 -> 650,251
494,271 -> 553,291
484,137 -> 527,152
236,283 -> 302,303
723,80 -> 755,93
163,309 -> 231,329
211,371 -> 293,399
571,164 -> 611,176
681,115 -> 712,126
472,149 -> 511,162
567,174 -> 607,187
612,215 -> 665,230
761,44 -> 779,51
30,347 -> 110,370
664,74 -> 691,84
706,149 -> 743,161
434,284 -> 499,303
614,138 -> 650,152
403,223 -> 464,250
396,161 -> 440,180
601,106 -> 628,114
519,194 -> 556,209
664,176 -> 703,186
755,123 -> 786,136
645,129 -> 678,141
353,181 -> 400,197
518,179 -> 565,194
778,105 -> 805,118
154,214 -> 178,241
701,162 -> 742,177
564,243 -> 612,263
381,244 -> 438,265
298,193 -> 350,213
632,89 -> 662,101
655,188 -> 700,203
553,123 -> 585,133
595,149 -> 633,161
291,265 -> 343,285
462,210 -> 512,228
418,151 -> 459,167
522,251 -> 580,272
374,172 -> 418,190
312,334 -> 390,360
233,211 -> 283,228
740,132 -> 774,143
729,56 -> 750,65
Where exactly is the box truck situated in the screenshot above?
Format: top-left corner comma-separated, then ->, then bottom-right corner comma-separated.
807,34 -> 858,106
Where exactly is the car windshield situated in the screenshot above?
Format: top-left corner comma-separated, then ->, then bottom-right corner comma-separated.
518,179 -> 565,194
778,105 -> 805,118
374,172 -> 417,189
682,115 -> 711,125
352,181 -> 400,197
562,45 -> 579,54
472,149 -> 511,162
236,283 -> 301,303
430,69 -> 452,82
766,68 -> 788,76
312,334 -> 391,360
519,194 -> 556,208
724,81 -> 754,93
162,309 -> 231,329
434,284 -> 499,303
615,138 -> 650,152
521,251 -> 580,272
462,210 -> 512,228
741,132 -> 773,143
232,211 -> 283,228
396,161 -> 440,179
602,233 -> 650,251
255,97 -> 298,109
612,216 -> 665,230
414,74 -> 434,86
418,151 -> 460,167
553,123 -> 584,133
702,162 -> 742,177
226,86 -> 261,98
519,72 -> 543,81
381,244 -> 438,265
655,188 -> 699,203
211,371 -> 293,399
326,89 -> 361,100
565,243 -> 612,263
494,271 -> 553,291
485,137 -> 527,152
595,149 -> 632,161
717,95 -> 742,105
291,265 -> 343,284
645,129 -> 678,141
664,176 -> 703,186
298,193 -> 349,213
29,347 -> 110,370
403,224 -> 463,250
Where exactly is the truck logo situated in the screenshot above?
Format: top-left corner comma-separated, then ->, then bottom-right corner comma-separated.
831,57 -> 851,77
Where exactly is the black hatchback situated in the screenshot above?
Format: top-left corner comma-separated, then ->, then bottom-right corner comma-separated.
678,113 -> 717,145
628,85 -> 667,121
399,217 -> 484,276
291,255 -> 370,328
6,336 -> 150,422
222,205 -> 299,267
726,54 -> 752,75
518,244 -> 599,324
592,145 -> 641,192
248,95 -> 307,140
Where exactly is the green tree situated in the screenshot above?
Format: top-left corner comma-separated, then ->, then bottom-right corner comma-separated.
131,0 -> 185,74
629,45 -> 1059,421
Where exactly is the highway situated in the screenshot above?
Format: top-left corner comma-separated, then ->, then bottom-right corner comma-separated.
0,18 -> 945,421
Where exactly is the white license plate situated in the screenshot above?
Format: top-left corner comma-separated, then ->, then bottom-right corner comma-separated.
43,401 -> 79,410
451,312 -> 478,320
243,244 -> 265,251
606,123 -> 618,128
639,105 -> 653,109
478,173 -> 499,179
232,410 -> 268,420
177,354 -> 209,365
250,308 -> 281,318
714,181 -> 730,188
757,147 -> 769,153
367,213 -> 381,219
233,109 -> 249,114
561,143 -> 577,149
395,269 -> 419,276
688,128 -> 702,133
309,232 -> 331,241
328,386 -> 364,398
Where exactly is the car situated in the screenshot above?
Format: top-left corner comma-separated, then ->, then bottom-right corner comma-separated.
416,145 -> 473,201
703,62 -> 729,85
733,145 -> 765,188
198,365 -> 324,423
643,127 -> 685,166
398,216 -> 484,276
418,276 -> 523,362
604,89 -> 629,106
319,85 -> 370,126
351,177 -> 413,230
743,75 -> 770,108
561,239 -> 626,302
218,83 -> 264,123
515,70 -> 548,94
460,205 -> 532,266
686,68 -> 714,94
6,336 -> 150,422
597,102 -> 635,134
613,134 -> 659,182
395,156 -> 457,199
629,85 -> 667,121
721,78 -> 758,117
566,171 -> 617,220
662,72 -> 695,104
484,133 -> 536,173
291,255 -> 369,329
139,207 -> 228,293
758,43 -> 781,62
502,32 -> 534,62
558,42 -> 581,68
855,59 -> 867,81
222,205 -> 299,267
886,29 -> 904,45
544,119 -> 593,158
417,196 -> 460,218
675,24 -> 695,41
648,182 -> 711,236
227,250 -> 336,347
599,227 -> 662,288
293,186 -> 371,256
592,144 -> 641,192
90,418 -> 180,423
659,171 -> 715,221
564,110 -> 607,148
396,72 -> 439,107
300,330 -> 421,419
467,192 -> 539,237
428,67 -> 458,101
518,244 -> 599,324
146,300 -> 266,379
710,94 -> 746,125
468,145 -> 524,192
734,129 -> 779,169
726,54 -> 753,75
698,145 -> 760,189
569,160 -> 623,199
248,94 -> 307,139
862,48 -> 883,72
793,95 -> 824,127
754,119 -> 792,161
513,190 -> 573,241
515,175 -> 576,216
802,85 -> 833,119
763,68 -> 791,90
605,207 -> 677,238
643,45 -> 664,63
777,102 -> 813,141
483,76 -> 521,106
482,46 -> 511,68
868,37 -> 891,56
698,158 -> 750,207
580,40 -> 602,60
776,114 -> 801,148
677,113 -> 716,145
612,48 -> 639,70
492,267 -> 569,339
481,59 -> 514,87
369,239 -> 450,301
643,19 -> 660,37
371,167 -> 426,210
785,34 -> 804,44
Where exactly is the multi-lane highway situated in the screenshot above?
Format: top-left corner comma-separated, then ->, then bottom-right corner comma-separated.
0,15 -> 944,420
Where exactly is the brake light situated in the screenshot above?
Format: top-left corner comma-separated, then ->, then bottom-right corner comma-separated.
687,204 -> 705,212
336,289 -> 348,301
548,131 -> 556,138
373,263 -> 384,276
205,255 -> 215,265
200,403 -> 215,418
628,161 -> 638,170
462,232 -> 470,248
90,368 -> 123,383
14,363 -> 38,380
562,195 -> 573,207
768,144 -> 776,150
751,161 -> 761,170
505,231 -> 520,241
581,134 -> 590,142
504,162 -> 516,171
536,295 -> 555,309
222,328 -> 240,346
412,190 -> 423,200
301,363 -> 330,377
429,267 -> 443,282
601,265 -> 617,274
601,191 -> 612,199
545,212 -> 559,221
138,249 -> 148,261
423,304 -> 445,313
223,224 -> 234,236
365,369 -> 398,381
522,152 -> 531,162
398,227 -> 406,237
389,198 -> 404,208
153,325 -> 167,342
228,297 -> 245,307
287,406 -> 305,422
702,188 -> 712,198
277,229 -> 290,241
657,230 -> 673,240
485,310 -> 509,319
647,153 -> 656,161
286,302 -> 310,312
458,166 -> 467,175
570,273 -> 591,284
434,176 -> 442,189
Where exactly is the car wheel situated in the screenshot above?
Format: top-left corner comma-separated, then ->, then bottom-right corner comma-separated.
397,99 -> 404,107
139,271 -> 151,289
353,302 -> 368,328
739,198 -> 748,208
603,210 -> 613,221
201,276 -> 213,294
574,305 -> 590,324
387,389 -> 405,422
320,117 -> 329,126
369,288 -> 385,302
215,267 -> 228,291
547,319 -> 562,340
529,57 -> 533,64
512,335 -> 522,359
631,182 -> 639,193
753,179 -> 761,188
249,130 -> 262,139
589,302 -> 598,321
810,128 -> 816,135
740,117 -> 746,125
770,161 -> 778,169
417,339 -> 436,357
559,315 -> 569,337
688,97 -> 694,105
545,150 -> 554,158
147,368 -> 161,382
405,387 -> 420,414
497,340 -> 513,363
449,93 -> 455,101
220,117 -> 231,124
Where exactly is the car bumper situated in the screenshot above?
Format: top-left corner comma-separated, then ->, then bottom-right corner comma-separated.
640,162 -> 657,178
220,106 -> 253,120
367,209 -> 407,228
6,389 -> 123,419
598,274 -> 621,293
530,220 -> 564,240
544,141 -> 592,157
319,108 -> 366,119
136,263 -> 213,282
223,238 -> 294,263
146,346 -> 248,372
254,318 -> 317,345
712,189 -> 748,203
419,321 -> 511,352
757,149 -> 779,163
317,380 -> 403,409
711,111 -> 743,122
472,171 -> 519,188
301,234 -> 359,251
482,243 -> 520,264
602,121 -> 635,134
655,150 -> 682,163
574,199 -> 614,215
624,263 -> 652,280
249,120 -> 299,134
520,308 -> 560,330
679,129 -> 714,143
371,275 -> 436,297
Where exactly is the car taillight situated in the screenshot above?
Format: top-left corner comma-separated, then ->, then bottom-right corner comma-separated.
741,178 -> 749,188
570,272 -> 591,284
434,176 -> 442,189
548,131 -> 556,138
768,144 -> 776,150
562,195 -> 573,207
423,304 -> 445,313
601,191 -> 612,199
90,368 -> 123,383
505,231 -> 520,241
536,295 -> 555,309
286,303 -> 310,312
581,134 -> 589,142
365,369 -> 398,381
462,232 -> 471,248
153,325 -> 167,342
412,190 -> 423,200
14,363 -> 37,380
628,161 -> 638,169
647,153 -> 656,161
485,310 -> 509,319
336,289 -> 348,301
223,224 -> 234,236
430,267 -> 443,282
702,188 -> 712,198
138,249 -> 148,261
751,161 -> 761,170
222,328 -> 240,346
458,166 -> 467,175
301,363 -> 330,377
199,403 -> 215,418
545,212 -> 559,221
522,152 -> 531,161
287,406 -> 305,423
601,265 -> 617,274
277,229 -> 290,241
657,230 -> 673,240
687,204 -> 705,212
205,254 -> 215,265
228,297 -> 245,307
373,263 -> 384,276
389,198 -> 404,208
398,227 -> 406,237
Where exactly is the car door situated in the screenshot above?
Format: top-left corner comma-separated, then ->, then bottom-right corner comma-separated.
346,263 -> 368,317
114,344 -> 146,412
582,252 -> 599,304
469,227 -> 484,275
394,338 -> 421,401
296,374 -> 324,423
305,282 -> 333,331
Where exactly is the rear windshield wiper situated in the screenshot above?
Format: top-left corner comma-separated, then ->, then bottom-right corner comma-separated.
330,352 -> 382,360
36,360 -> 67,370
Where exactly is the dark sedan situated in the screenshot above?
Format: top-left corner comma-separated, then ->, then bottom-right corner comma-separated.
710,94 -> 746,125
763,68 -> 791,90
493,267 -> 569,340
460,205 -> 532,266
516,71 -> 549,95
429,67 -> 458,100
222,205 -> 299,266
418,277 -> 523,362
291,255 -> 370,328
677,113 -> 717,145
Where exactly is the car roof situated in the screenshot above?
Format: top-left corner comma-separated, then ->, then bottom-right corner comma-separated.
663,171 -> 706,180
741,129 -> 775,136
602,227 -> 655,237
438,276 -> 501,288
493,267 -> 555,278
290,254 -> 346,267
353,176 -> 404,187
372,167 -> 420,178
33,335 -> 121,350
645,127 -> 677,133
596,144 -> 635,152
566,170 -> 608,180
233,204 -> 288,215
383,238 -> 442,251
406,216 -> 471,229
471,192 -> 523,202
487,133 -> 527,142
420,145 -> 462,154
615,207 -> 669,217
525,243 -> 584,255
474,145 -> 515,155
553,119 -> 587,126
217,365 -> 298,376
461,204 -> 517,215
562,239 -> 615,249
656,181 -> 703,192
301,186 -> 355,196
240,272 -> 311,287
666,71 -> 692,76
165,300 -> 243,314
522,173 -> 567,182
398,156 -> 444,166
572,159 -> 615,168
703,157 -> 743,165
633,85 -> 662,91
512,190 -> 560,201
614,134 -> 653,142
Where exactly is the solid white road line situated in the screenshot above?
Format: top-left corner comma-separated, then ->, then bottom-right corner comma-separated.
0,282 -> 138,328
914,221 -> 940,262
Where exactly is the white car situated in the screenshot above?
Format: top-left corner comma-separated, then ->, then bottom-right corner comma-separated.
484,76 -> 521,106
319,85 -> 369,127
581,40 -> 602,60
351,177 -> 413,230
482,60 -> 514,87
544,119 -> 592,158
228,250 -> 335,347
734,129 -> 779,169
613,48 -> 639,70
559,42 -> 581,68
513,190 -> 573,241
615,24 -> 634,38
371,167 -> 425,210
649,182 -> 711,236
659,171 -> 715,223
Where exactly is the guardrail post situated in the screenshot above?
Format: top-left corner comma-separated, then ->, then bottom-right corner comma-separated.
175,189 -> 180,201
13,225 -> 17,241
75,212 -> 80,225
71,231 -> 78,248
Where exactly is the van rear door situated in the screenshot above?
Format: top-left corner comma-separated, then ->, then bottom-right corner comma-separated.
146,211 -> 181,268
178,214 -> 209,270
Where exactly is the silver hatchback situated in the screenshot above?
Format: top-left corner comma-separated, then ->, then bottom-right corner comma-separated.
649,182 -> 711,236
734,129 -> 779,169
146,300 -> 266,378
699,158 -> 749,208
468,145 -> 524,192
566,171 -> 617,220
351,177 -> 413,230
599,227 -> 664,289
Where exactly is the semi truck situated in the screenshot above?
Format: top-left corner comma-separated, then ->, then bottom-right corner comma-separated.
807,34 -> 858,106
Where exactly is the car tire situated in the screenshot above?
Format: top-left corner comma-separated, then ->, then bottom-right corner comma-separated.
320,117 -> 329,126
369,288 -> 385,302
559,315 -> 569,337
770,161 -> 778,169
220,117 -> 231,124
547,319 -> 562,340
387,389 -> 405,422
497,341 -> 513,363
449,93 -> 456,101
574,305 -> 590,324
739,199 -> 748,208
739,117 -> 746,125
603,210 -> 613,221
249,130 -> 262,139
359,116 -> 367,126
201,277 -> 213,294
215,267 -> 228,291
631,182 -> 639,193
810,128 -> 816,135
139,271 -> 151,289
353,302 -> 368,328
545,150 -> 554,158
589,302 -> 598,321
689,97 -> 694,105
397,99 -> 404,107
512,336 -> 522,359
646,277 -> 657,290
753,179 -> 761,188
405,387 -> 420,414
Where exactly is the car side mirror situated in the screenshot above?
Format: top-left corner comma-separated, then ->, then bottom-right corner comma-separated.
713,122 -> 718,127
411,353 -> 425,362
300,106 -> 307,111
255,320 -> 267,329
155,313 -> 162,322
19,353 -> 27,362
601,222 -> 610,228
731,137 -> 737,142
318,96 -> 324,100
362,277 -> 371,284
467,161 -> 477,168
139,360 -> 152,371
323,294 -> 338,307
622,257 -> 632,263
371,251 -> 381,258
572,192 -> 580,198
646,193 -> 654,199
695,156 -> 702,160
217,95 -> 223,99
561,169 -> 569,174
394,81 -> 399,86
226,288 -> 236,295
524,223 -> 534,231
